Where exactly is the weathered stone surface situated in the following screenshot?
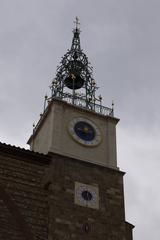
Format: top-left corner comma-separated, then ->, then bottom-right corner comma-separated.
44,153 -> 134,240
0,143 -> 50,240
0,143 -> 134,239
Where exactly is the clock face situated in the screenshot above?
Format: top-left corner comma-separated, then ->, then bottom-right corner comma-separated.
68,117 -> 101,146
75,182 -> 99,209
74,121 -> 95,141
76,185 -> 97,203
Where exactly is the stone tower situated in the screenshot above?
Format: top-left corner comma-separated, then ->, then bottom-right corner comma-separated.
27,18 -> 134,239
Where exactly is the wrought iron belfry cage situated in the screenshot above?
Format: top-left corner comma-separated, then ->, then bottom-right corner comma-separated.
46,17 -> 113,117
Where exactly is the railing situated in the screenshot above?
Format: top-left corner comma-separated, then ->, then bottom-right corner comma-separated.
50,92 -> 114,117
33,93 -> 114,135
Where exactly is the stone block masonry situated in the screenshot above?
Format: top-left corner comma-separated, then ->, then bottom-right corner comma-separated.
0,143 -> 50,240
0,143 -> 134,240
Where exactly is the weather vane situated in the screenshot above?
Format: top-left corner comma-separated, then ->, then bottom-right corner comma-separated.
74,16 -> 80,30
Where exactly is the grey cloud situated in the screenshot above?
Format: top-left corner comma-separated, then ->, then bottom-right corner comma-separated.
0,1 -> 159,239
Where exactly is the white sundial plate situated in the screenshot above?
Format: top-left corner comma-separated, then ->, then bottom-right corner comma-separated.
74,182 -> 99,209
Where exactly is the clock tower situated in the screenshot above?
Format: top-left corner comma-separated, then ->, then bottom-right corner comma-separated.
27,17 -> 134,240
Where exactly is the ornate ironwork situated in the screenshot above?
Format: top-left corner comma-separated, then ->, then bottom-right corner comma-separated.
46,17 -> 113,117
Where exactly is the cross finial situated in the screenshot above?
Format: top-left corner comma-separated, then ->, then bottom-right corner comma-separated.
74,16 -> 80,30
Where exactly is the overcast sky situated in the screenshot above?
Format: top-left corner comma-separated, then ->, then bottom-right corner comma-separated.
0,0 -> 160,239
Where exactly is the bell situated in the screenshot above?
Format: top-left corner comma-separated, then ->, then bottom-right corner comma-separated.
64,60 -> 84,89
64,73 -> 84,89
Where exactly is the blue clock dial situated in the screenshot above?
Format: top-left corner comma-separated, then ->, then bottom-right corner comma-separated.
74,121 -> 95,141
68,117 -> 101,147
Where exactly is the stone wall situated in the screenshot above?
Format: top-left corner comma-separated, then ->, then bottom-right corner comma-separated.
0,144 -> 133,240
0,144 -> 50,240
44,154 -> 133,240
